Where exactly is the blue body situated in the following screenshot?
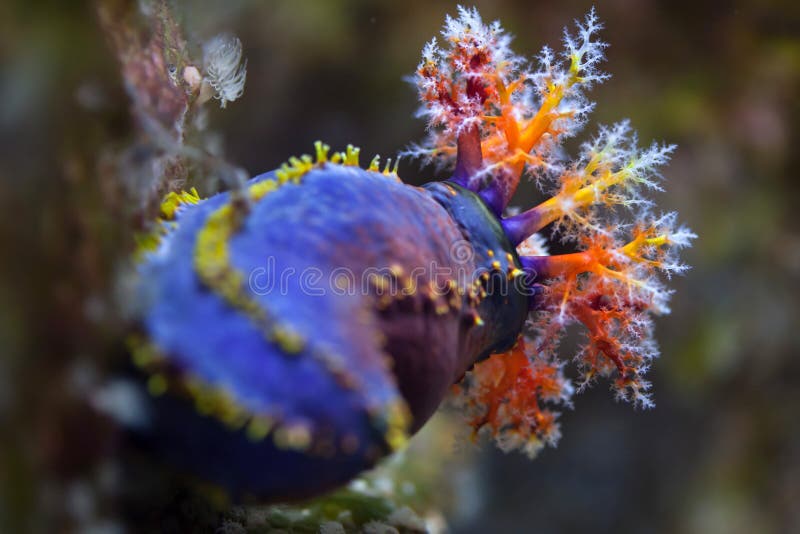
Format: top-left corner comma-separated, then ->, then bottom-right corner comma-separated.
134,165 -> 528,500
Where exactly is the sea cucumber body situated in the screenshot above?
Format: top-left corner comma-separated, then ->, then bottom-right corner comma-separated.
135,165 -> 528,499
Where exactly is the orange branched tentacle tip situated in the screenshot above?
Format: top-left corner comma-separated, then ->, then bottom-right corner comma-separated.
450,338 -> 573,459
404,6 -> 608,214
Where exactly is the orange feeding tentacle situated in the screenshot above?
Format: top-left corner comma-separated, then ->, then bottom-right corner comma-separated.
406,7 -> 609,213
451,338 -> 572,458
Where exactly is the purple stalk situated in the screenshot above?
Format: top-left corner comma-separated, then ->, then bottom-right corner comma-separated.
451,124 -> 483,189
502,208 -> 545,246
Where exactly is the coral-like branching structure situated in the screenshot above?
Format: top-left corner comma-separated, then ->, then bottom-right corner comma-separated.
409,7 -> 695,456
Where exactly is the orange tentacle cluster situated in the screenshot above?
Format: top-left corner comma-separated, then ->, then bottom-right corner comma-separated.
408,7 -> 694,458
451,339 -> 571,458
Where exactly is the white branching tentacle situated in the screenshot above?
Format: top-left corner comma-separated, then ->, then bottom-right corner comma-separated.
202,34 -> 247,108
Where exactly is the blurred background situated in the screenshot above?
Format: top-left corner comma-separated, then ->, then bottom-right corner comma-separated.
1,0 -> 799,532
